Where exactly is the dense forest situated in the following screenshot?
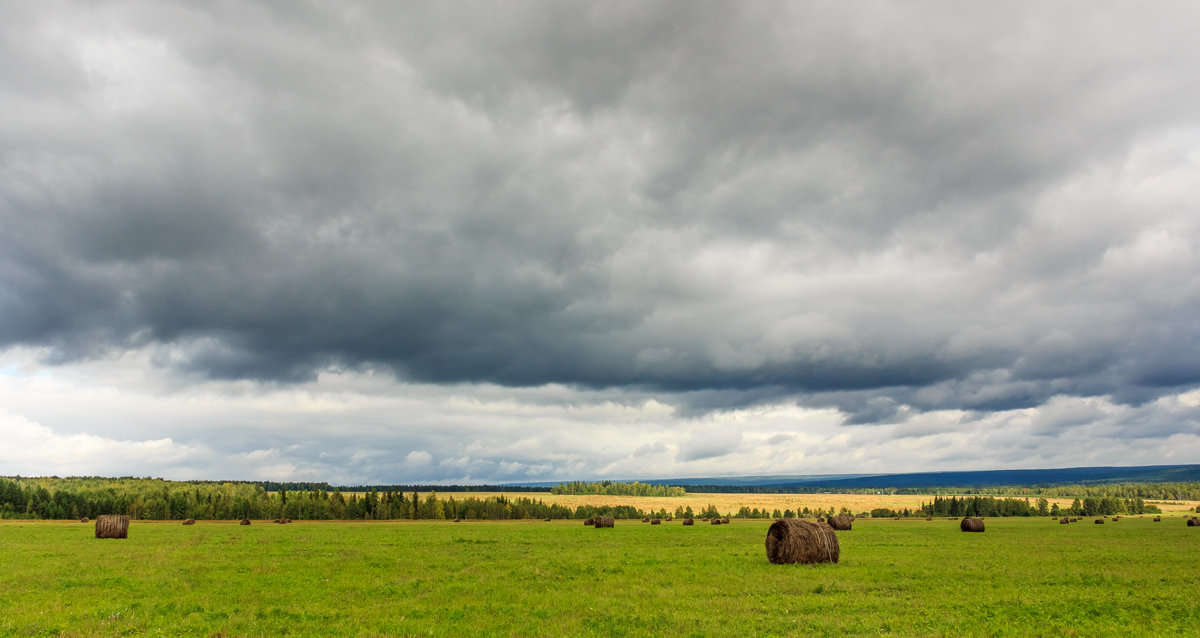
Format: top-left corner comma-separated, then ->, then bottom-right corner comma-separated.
0,476 -> 1191,521
550,480 -> 687,497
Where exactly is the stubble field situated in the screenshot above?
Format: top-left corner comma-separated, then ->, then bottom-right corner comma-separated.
2,515 -> 1198,636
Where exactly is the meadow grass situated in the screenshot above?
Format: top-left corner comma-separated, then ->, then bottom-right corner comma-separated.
1,516 -> 1197,636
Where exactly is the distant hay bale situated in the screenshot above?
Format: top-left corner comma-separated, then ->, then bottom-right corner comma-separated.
765,519 -> 840,565
594,516 -> 615,528
544,518 -> 552,522
239,519 -> 251,526
95,515 -> 129,539
1153,516 -> 1161,522
926,517 -> 933,521
722,518 -> 730,524
960,517 -> 985,532
583,517 -> 595,526
1059,518 -> 1069,524
642,518 -> 650,523
1094,519 -> 1104,524
182,518 -> 196,525
827,515 -> 853,531
711,518 -> 722,525
682,518 -> 694,526
1187,518 -> 1198,527
1112,516 -> 1120,521
80,517 -> 89,523
651,519 -> 661,525
454,518 -> 462,522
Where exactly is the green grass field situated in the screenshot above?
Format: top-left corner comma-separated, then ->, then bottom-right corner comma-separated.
2,516 -> 1197,637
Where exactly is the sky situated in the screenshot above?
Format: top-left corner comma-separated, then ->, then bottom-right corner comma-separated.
2,1 -> 1199,485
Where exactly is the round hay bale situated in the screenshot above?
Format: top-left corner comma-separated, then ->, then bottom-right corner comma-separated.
827,515 -> 853,531
1187,518 -> 1198,527
1059,517 -> 1070,524
642,517 -> 650,523
94,515 -> 129,539
1094,519 -> 1104,524
182,518 -> 196,525
682,518 -> 694,526
583,517 -> 595,526
1153,516 -> 1161,522
80,517 -> 89,523
239,518 -> 251,526
651,519 -> 662,525
594,516 -> 615,528
926,517 -> 933,521
454,518 -> 462,522
711,518 -> 722,525
960,517 -> 985,532
765,519 -> 840,565
722,518 -> 730,524
544,518 -> 552,522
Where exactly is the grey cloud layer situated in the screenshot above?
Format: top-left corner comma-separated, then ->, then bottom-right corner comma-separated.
4,2 -> 1200,419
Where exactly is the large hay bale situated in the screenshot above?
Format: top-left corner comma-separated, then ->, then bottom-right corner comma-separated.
960,517 -> 985,532
1187,518 -> 1198,527
182,519 -> 196,525
651,519 -> 662,525
1094,519 -> 1104,524
682,518 -> 694,526
95,515 -> 129,539
1059,517 -> 1070,524
594,516 -> 615,528
239,518 -> 251,526
765,519 -> 840,565
827,515 -> 853,531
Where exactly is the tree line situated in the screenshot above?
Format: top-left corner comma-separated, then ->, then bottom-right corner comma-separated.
549,480 -> 687,497
0,476 -> 1175,521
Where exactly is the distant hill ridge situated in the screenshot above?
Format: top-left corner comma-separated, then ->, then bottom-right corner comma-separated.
509,464 -> 1200,490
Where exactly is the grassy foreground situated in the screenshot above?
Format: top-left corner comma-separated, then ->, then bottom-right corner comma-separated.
2,517 -> 1197,637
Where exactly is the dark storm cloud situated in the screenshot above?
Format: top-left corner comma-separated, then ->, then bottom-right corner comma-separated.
3,1 -> 1200,421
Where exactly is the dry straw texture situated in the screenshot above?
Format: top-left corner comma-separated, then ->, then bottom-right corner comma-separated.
239,519 -> 251,526
80,517 -> 89,523
593,516 -> 615,528
650,519 -> 661,525
95,515 -> 129,539
182,519 -> 196,525
960,517 -> 985,532
583,517 -> 595,526
682,518 -> 694,526
765,519 -> 840,565
827,515 -> 853,531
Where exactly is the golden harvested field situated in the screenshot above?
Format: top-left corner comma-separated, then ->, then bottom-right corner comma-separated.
343,491 -> 1193,514
329,491 -> 1200,514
